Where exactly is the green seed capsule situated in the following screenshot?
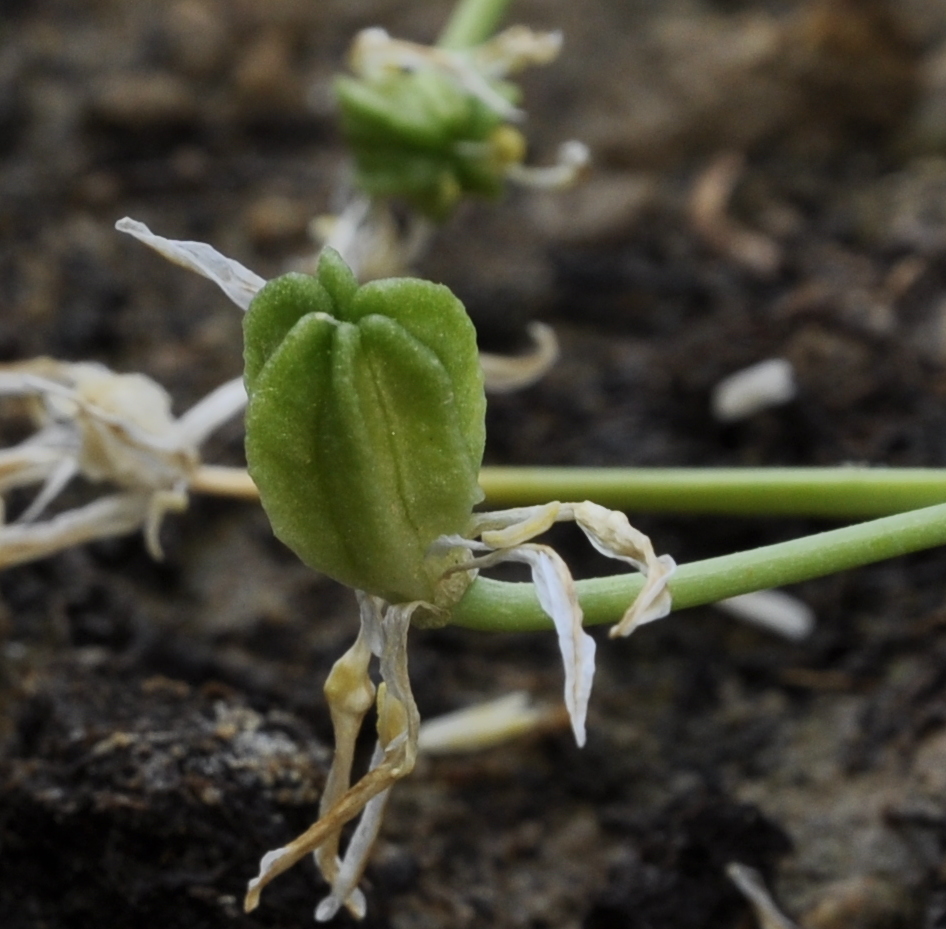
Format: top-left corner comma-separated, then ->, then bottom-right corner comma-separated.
244,249 -> 485,605
334,68 -> 520,220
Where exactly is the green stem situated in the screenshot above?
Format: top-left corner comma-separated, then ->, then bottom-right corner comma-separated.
479,466 -> 946,518
437,0 -> 512,49
450,501 -> 946,632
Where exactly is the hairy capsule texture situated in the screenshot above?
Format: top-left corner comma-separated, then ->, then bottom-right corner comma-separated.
244,249 -> 486,605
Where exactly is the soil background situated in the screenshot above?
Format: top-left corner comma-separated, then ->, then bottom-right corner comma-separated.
4,1 -> 946,927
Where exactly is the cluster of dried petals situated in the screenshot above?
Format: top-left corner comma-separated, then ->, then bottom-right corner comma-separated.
246,499 -> 675,918
350,25 -> 563,122
349,25 -> 590,185
246,593 -> 421,921
337,24 -> 590,225
436,500 -> 676,745
0,357 -> 247,566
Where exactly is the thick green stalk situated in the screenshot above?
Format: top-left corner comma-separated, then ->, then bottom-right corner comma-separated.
450,501 -> 946,632
437,0 -> 511,48
479,467 -> 946,518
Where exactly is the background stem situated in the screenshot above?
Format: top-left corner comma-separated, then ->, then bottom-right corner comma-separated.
450,500 -> 946,632
437,0 -> 512,48
479,466 -> 946,517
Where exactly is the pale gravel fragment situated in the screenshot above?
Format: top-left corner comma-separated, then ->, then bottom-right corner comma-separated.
716,589 -> 814,642
711,358 -> 797,422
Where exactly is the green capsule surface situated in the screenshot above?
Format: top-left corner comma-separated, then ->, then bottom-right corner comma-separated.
244,249 -> 485,605
334,69 -> 519,220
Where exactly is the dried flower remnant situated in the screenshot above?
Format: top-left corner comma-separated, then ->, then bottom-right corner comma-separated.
335,25 -> 589,221
119,219 -> 675,921
0,358 -> 249,566
241,250 -> 674,918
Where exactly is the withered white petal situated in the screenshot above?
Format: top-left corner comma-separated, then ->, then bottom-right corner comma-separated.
505,140 -> 590,190
726,863 -> 799,929
316,744 -> 389,923
499,544 -> 595,747
0,492 -> 150,569
115,217 -> 266,310
17,458 -> 79,523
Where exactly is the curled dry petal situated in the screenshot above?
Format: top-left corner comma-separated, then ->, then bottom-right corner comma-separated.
0,444 -> 71,497
470,26 -> 563,77
351,28 -> 524,120
448,500 -> 675,744
418,691 -> 564,755
504,140 -> 591,190
479,323 -> 560,394
570,501 -> 676,636
726,863 -> 799,929
314,596 -> 377,916
175,377 -> 247,446
312,196 -> 433,282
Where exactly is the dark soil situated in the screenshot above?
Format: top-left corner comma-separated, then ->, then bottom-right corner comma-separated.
3,1 -> 946,927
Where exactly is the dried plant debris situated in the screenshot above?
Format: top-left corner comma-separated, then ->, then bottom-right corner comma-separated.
0,357 -> 250,566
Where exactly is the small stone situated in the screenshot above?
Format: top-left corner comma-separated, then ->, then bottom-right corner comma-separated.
712,358 -> 797,422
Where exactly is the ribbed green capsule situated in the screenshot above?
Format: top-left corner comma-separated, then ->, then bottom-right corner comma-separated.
244,249 -> 486,606
334,68 -> 522,220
